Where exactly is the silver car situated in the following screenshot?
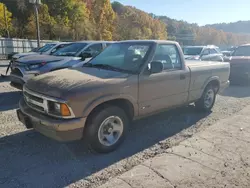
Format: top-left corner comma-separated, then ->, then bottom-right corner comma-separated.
182,45 -> 224,62
9,41 -> 113,89
11,42 -> 70,61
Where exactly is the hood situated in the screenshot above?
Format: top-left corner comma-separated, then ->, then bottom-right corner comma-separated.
18,54 -> 80,65
184,55 -> 193,59
229,56 -> 250,64
184,55 -> 200,60
13,52 -> 38,59
25,67 -> 130,99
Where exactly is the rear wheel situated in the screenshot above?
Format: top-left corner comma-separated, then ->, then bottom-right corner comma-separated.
195,85 -> 216,112
85,105 -> 129,153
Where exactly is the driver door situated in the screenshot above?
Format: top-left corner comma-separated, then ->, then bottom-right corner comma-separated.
138,44 -> 190,116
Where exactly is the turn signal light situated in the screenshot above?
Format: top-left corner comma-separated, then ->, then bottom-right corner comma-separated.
60,104 -> 71,116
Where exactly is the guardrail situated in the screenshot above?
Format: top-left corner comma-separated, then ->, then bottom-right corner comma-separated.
0,38 -> 56,59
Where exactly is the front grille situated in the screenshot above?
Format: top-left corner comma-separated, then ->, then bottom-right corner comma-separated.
23,87 -> 75,119
12,57 -> 17,62
23,88 -> 45,113
11,68 -> 23,77
12,61 -> 26,67
24,91 -> 43,103
28,102 -> 44,112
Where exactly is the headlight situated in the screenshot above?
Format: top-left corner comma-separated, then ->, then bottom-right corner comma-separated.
26,62 -> 46,70
29,64 -> 40,69
48,101 -> 71,117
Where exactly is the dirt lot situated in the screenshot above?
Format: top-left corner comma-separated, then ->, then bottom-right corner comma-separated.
1,60 -> 250,188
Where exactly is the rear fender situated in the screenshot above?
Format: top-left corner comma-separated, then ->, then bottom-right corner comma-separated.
202,76 -> 220,93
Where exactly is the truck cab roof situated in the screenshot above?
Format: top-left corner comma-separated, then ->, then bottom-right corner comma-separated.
118,40 -> 178,45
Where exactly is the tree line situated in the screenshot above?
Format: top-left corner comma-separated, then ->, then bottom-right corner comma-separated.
1,0 -> 250,47
206,21 -> 250,35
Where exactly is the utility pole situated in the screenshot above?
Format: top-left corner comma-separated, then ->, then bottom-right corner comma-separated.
3,4 -> 10,38
34,2 -> 40,48
29,0 -> 41,48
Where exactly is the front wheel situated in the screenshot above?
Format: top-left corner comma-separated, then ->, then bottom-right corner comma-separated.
195,85 -> 216,112
85,105 -> 129,153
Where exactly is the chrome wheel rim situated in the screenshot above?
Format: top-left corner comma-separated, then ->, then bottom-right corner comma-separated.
204,89 -> 215,108
98,116 -> 124,147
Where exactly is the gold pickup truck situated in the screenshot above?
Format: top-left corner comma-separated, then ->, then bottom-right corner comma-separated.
17,40 -> 230,153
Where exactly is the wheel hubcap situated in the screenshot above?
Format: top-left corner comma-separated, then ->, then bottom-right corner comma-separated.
98,116 -> 124,147
204,89 -> 215,108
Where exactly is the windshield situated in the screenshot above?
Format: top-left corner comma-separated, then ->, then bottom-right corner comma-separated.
182,47 -> 203,55
52,43 -> 87,56
86,43 -> 152,73
38,43 -> 56,53
30,47 -> 40,52
232,46 -> 250,56
215,48 -> 222,53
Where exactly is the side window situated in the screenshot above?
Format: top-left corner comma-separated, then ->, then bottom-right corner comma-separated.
51,44 -> 68,54
105,43 -> 113,47
84,43 -> 103,57
210,49 -> 218,54
153,44 -> 182,70
202,49 -> 210,55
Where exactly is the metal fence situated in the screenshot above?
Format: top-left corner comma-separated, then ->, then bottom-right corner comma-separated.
0,38 -> 56,59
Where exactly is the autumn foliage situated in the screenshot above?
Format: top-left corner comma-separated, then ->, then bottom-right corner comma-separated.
1,0 -> 250,47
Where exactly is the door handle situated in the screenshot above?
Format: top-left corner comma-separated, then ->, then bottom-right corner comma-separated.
180,74 -> 186,80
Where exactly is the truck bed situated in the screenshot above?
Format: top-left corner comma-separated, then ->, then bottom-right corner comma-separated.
185,60 -> 230,102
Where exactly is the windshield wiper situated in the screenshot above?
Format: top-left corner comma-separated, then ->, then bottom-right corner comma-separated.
91,64 -> 121,71
83,63 -> 132,73
83,62 -> 92,67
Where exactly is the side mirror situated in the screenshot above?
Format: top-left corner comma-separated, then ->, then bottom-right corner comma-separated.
150,61 -> 163,74
80,52 -> 92,61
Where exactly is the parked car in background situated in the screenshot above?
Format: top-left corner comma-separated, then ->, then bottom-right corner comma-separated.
7,47 -> 40,60
71,42 -> 114,68
9,41 -> 113,89
0,42 -> 71,77
226,44 -> 250,84
11,42 -> 70,62
182,45 -> 224,62
12,42 -> 71,61
17,40 -> 230,153
221,50 -> 233,57
8,47 -> 41,59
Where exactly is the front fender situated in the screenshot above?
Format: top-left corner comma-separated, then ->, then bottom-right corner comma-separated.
82,94 -> 138,118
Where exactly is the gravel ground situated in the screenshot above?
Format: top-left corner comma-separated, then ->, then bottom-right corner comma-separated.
1,60 -> 250,188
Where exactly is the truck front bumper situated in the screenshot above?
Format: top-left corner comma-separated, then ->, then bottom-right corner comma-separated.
17,97 -> 87,142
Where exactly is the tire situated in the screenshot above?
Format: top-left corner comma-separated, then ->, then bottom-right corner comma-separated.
195,84 -> 216,112
85,105 -> 129,153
